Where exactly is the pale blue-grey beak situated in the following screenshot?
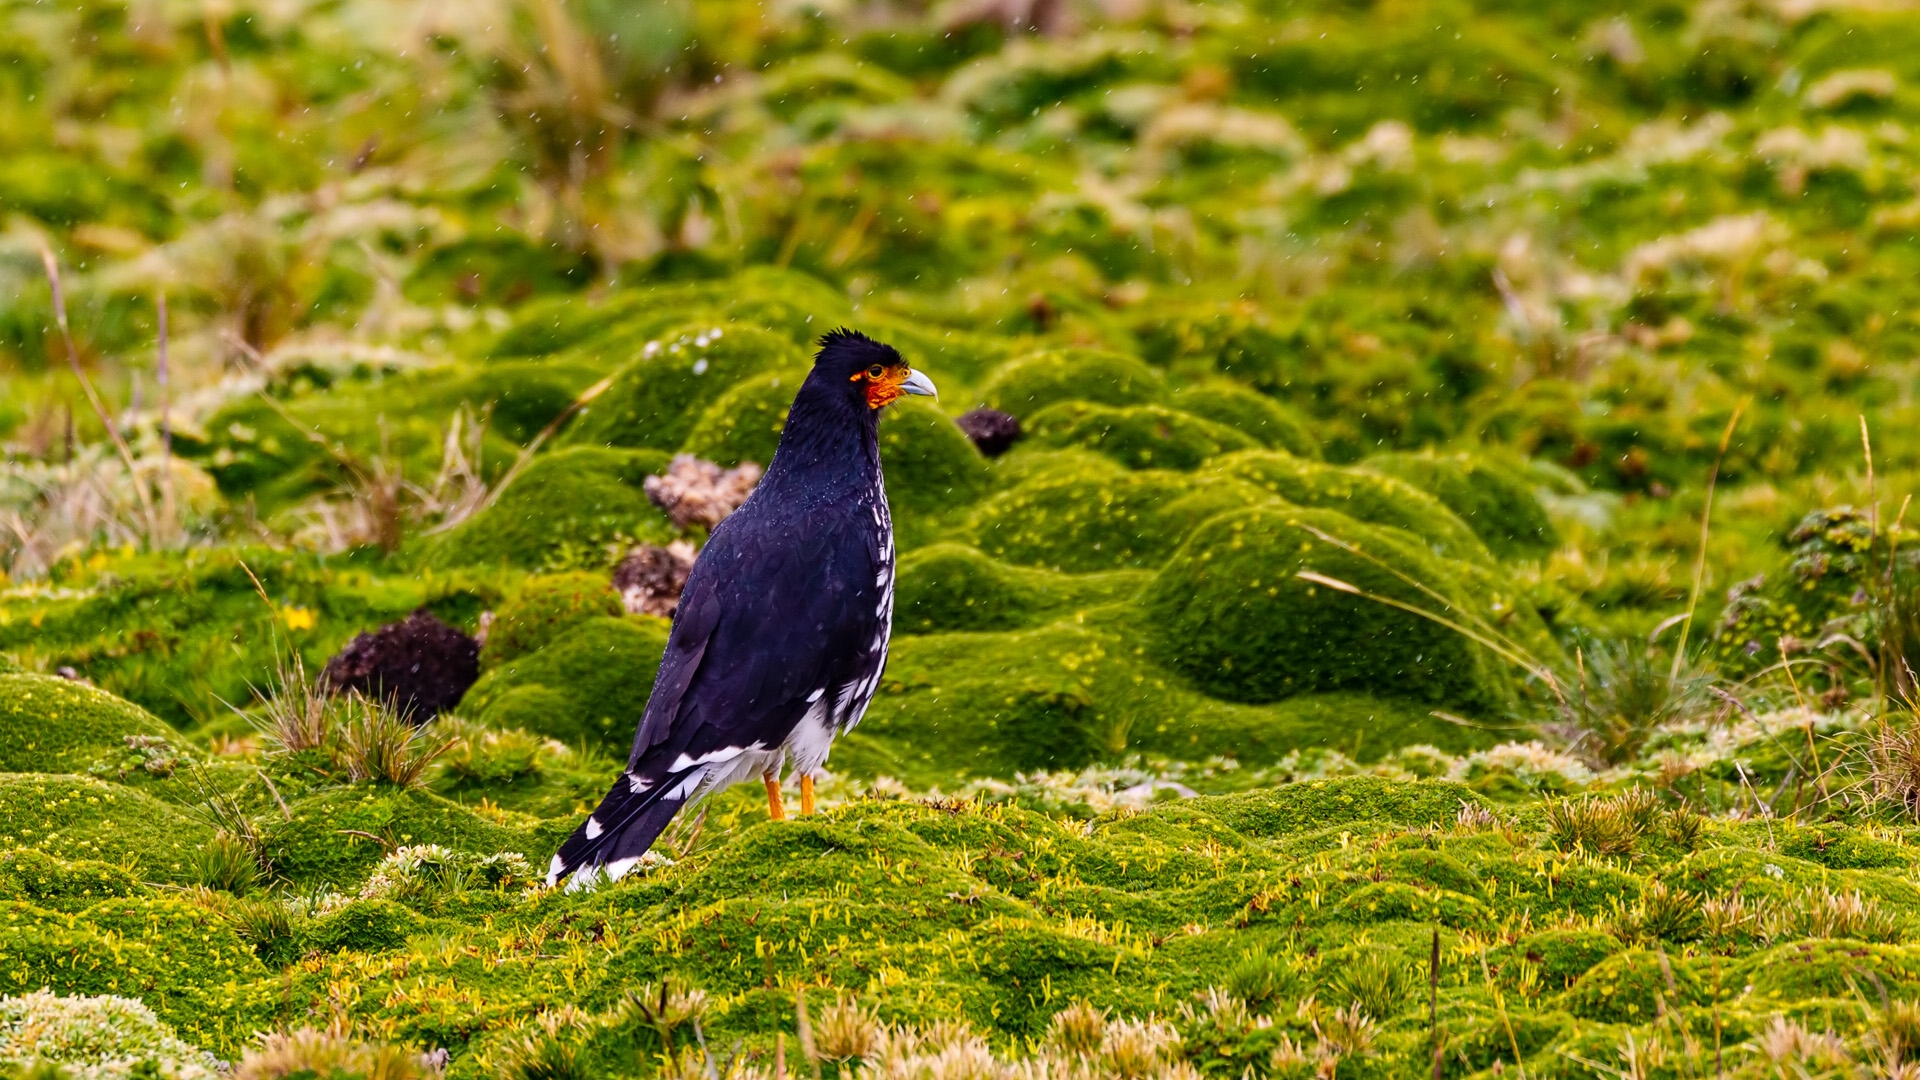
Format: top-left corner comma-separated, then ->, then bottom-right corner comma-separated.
901,369 -> 938,399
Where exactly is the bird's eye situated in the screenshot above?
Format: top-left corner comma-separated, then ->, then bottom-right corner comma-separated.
867,364 -> 885,379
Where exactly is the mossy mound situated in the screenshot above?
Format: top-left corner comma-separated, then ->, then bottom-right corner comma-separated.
0,674 -> 178,774
189,364 -> 563,512
426,447 -> 676,572
877,399 -> 994,518
1140,504 -> 1516,709
860,614 -> 1497,781
1208,450 -> 1493,565
1170,381 -> 1321,458
891,543 -> 1147,635
0,775 -> 212,882
561,324 -> 809,451
264,786 -> 539,888
0,849 -> 142,912
1712,506 -> 1896,676
479,573 -> 626,667
967,454 -> 1270,572
0,551 -> 488,730
1026,401 -> 1258,470
464,616 -> 671,757
978,348 -> 1167,418
1363,451 -> 1558,560
488,268 -> 850,359
681,367 -> 808,469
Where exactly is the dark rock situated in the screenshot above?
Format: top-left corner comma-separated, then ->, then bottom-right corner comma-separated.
322,609 -> 479,722
955,407 -> 1022,457
614,541 -> 697,618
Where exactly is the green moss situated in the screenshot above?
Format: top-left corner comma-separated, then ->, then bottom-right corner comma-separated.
1026,402 -> 1257,470
891,543 -> 1146,634
681,367 -> 807,468
1205,777 -> 1486,836
192,362 -> 575,511
0,849 -> 142,912
1208,451 -> 1492,565
978,348 -> 1167,418
0,675 -> 178,774
264,786 -> 537,889
1170,382 -> 1320,458
1506,929 -> 1621,989
562,323 -> 808,451
1561,949 -> 1706,1023
877,399 -> 993,517
465,616 -> 671,757
305,897 -> 431,954
1141,504 -> 1511,709
1363,451 -> 1558,561
865,616 -> 1494,782
480,573 -> 626,667
967,454 -> 1269,572
0,775 -> 211,882
426,447 -> 676,571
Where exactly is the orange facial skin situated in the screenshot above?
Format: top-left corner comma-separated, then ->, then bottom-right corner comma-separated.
852,363 -> 912,410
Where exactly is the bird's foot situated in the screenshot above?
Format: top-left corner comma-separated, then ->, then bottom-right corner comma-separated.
764,773 -> 786,821
800,774 -> 815,816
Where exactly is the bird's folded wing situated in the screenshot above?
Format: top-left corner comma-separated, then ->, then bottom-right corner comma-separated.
625,509 -> 880,773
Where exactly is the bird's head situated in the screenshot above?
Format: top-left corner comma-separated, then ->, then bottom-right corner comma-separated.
813,328 -> 937,411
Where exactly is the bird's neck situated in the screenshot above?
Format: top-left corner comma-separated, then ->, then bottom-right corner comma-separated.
760,391 -> 882,499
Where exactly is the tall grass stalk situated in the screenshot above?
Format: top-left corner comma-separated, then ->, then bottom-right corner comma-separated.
1671,400 -> 1746,679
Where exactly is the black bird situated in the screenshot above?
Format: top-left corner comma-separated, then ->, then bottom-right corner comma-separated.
547,329 -> 937,886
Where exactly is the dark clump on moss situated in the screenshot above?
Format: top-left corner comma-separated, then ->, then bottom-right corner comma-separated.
427,447 -> 676,572
1026,402 -> 1257,471
322,609 -> 479,722
954,407 -> 1023,457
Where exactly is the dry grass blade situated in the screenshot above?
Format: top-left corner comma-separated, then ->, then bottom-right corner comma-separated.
1294,568 -> 1565,703
37,242 -> 157,541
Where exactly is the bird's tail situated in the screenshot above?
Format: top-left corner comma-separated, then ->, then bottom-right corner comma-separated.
545,774 -> 688,887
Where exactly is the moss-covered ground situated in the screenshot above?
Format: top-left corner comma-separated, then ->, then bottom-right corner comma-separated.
10,0 -> 1920,1074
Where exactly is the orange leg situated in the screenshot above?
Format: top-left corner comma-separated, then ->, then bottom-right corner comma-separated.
800,774 -> 815,816
764,772 -> 786,821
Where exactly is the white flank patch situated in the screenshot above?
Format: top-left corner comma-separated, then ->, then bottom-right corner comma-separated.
606,856 -> 640,881
670,744 -> 752,771
667,770 -> 706,800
